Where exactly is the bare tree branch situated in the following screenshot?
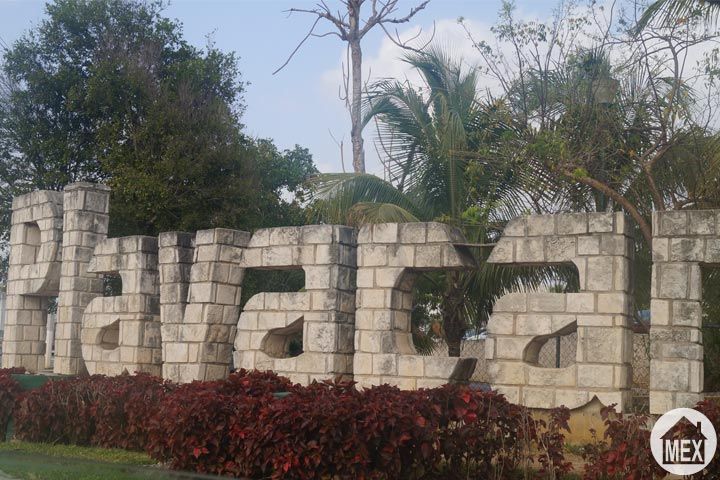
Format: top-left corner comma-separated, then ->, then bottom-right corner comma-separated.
277,0 -> 431,173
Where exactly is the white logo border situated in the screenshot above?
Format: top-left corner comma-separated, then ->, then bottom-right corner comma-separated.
650,407 -> 717,475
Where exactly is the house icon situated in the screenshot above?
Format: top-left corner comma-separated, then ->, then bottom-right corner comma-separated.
661,416 -> 707,465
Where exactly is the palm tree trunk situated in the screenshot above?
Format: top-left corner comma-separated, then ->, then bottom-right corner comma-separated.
443,272 -> 466,358
447,337 -> 463,357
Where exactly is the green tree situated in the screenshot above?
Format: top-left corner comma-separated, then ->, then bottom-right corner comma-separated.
0,0 -> 316,280
467,0 -> 720,246
311,48 -> 556,356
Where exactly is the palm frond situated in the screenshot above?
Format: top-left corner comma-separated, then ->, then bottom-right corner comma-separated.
636,0 -> 720,32
347,202 -> 420,225
307,173 -> 427,224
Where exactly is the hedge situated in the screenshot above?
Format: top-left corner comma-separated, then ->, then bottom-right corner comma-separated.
6,370 -> 573,479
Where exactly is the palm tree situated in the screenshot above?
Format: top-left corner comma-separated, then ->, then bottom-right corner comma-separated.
637,0 -> 720,30
310,47 -> 559,356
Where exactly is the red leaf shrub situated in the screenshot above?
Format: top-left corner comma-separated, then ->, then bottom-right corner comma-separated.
12,369 -> 571,478
146,379 -> 568,479
0,368 -> 24,437
14,375 -> 105,445
91,373 -> 173,450
582,404 -> 666,480
13,372 -> 169,449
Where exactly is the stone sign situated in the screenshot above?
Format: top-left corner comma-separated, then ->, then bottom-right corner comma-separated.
1,183 -> 716,414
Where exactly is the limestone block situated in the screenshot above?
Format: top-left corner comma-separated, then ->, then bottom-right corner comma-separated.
494,293 -> 527,313
707,239 -> 720,263
578,236 -> 601,255
585,257 -> 614,291
672,301 -> 702,327
387,245 -> 415,267
515,315 -> 551,336
527,365 -> 576,387
399,355 -> 424,377
504,217 -> 526,236
416,378 -> 448,389
580,328 -> 628,364
373,354 -> 397,375
373,223 -> 398,243
486,313 -> 515,335
588,213 -> 614,233
651,360 -> 690,391
555,389 -> 590,409
577,364 -> 614,388
488,361 -> 526,384
527,293 -> 565,313
657,263 -> 689,299
426,222 -> 460,243
523,387 -> 557,409
658,210 -> 688,236
597,293 -> 630,314
360,245 -> 387,267
688,210 -> 717,235
399,223 -> 427,243
566,293 -> 595,313
545,237 -> 576,261
670,238 -> 705,262
487,238 -> 514,263
557,214 -> 588,235
495,337 -> 530,359
516,238 -> 545,263
527,215 -> 556,236
599,234 -> 627,256
415,245 -> 443,268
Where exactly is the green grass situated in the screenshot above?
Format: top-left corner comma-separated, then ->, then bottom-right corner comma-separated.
0,441 -> 176,480
0,441 -> 153,465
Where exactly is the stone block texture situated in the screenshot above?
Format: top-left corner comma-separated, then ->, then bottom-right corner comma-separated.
161,228 -> 249,383
649,210 -> 720,413
234,225 -> 356,385
353,223 -> 477,389
2,190 -> 63,371
486,213 -> 633,411
81,236 -> 162,376
54,183 -> 110,375
158,231 -> 194,380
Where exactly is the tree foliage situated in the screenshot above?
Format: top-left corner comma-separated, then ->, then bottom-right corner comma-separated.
0,0 -> 316,280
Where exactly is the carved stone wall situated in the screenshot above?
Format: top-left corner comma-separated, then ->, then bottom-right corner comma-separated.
649,210 -> 720,413
81,236 -> 162,376
353,223 -> 477,389
2,190 -> 63,371
486,213 -> 634,411
157,231 -> 194,380
160,228 -> 249,383
7,183 -> 717,410
54,183 -> 111,375
234,225 -> 356,384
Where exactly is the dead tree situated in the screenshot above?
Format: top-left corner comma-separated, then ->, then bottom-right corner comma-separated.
275,0 -> 432,173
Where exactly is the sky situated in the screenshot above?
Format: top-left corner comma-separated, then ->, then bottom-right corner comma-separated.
0,0 -> 567,175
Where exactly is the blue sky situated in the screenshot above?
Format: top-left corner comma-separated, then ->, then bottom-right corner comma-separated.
0,0 -> 559,174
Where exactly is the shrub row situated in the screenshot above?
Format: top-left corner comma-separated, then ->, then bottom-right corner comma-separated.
13,368 -> 720,479
11,370 -> 571,479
